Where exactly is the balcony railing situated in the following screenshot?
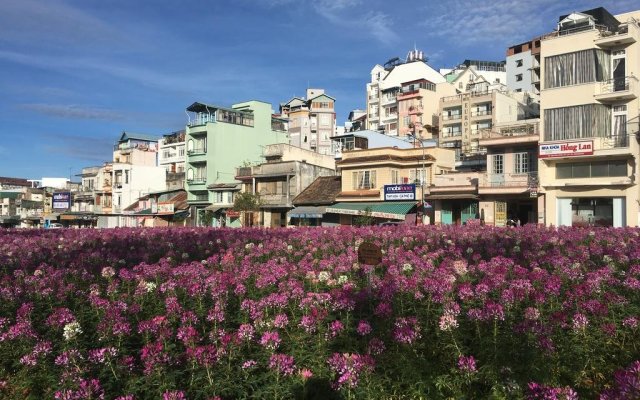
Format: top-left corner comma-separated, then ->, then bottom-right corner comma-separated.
481,172 -> 538,188
187,177 -> 207,185
442,114 -> 462,121
471,109 -> 492,117
236,167 -> 253,177
187,147 -> 207,155
597,76 -> 638,95
258,193 -> 291,206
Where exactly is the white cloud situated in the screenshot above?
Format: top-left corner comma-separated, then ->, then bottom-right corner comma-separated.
313,1 -> 398,45
422,0 -> 563,46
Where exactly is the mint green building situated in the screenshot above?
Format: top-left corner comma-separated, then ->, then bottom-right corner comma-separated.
185,100 -> 288,226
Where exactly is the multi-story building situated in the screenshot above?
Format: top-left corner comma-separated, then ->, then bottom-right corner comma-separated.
90,132 -> 167,228
235,143 -> 336,227
184,100 -> 289,226
439,89 -> 531,171
366,49 -> 448,134
538,6 -> 640,227
396,78 -> 457,139
113,132 -> 159,166
280,89 -> 335,155
443,60 -> 507,93
506,38 -> 542,95
478,119 -> 540,226
158,130 -> 186,189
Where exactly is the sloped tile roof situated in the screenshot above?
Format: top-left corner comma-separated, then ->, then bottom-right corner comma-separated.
292,176 -> 341,206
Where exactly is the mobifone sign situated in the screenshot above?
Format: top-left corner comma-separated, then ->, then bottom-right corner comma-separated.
52,192 -> 71,210
383,184 -> 416,201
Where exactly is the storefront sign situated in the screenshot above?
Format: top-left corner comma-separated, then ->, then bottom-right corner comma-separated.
383,184 -> 416,201
52,192 -> 71,210
539,140 -> 593,158
157,202 -> 174,214
226,210 -> 240,218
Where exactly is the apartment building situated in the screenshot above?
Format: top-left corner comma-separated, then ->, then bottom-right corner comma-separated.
396,78 -> 457,139
184,100 -> 289,226
158,130 -> 186,189
507,38 -> 542,95
280,89 -> 335,155
439,89 -> 530,171
366,49 -> 448,134
538,7 -> 640,227
113,132 -> 158,166
444,60 -> 507,93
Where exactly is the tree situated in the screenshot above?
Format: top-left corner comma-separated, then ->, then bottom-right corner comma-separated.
354,206 -> 375,226
233,192 -> 261,227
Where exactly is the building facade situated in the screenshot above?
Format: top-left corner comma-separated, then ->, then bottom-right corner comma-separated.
184,100 -> 289,226
280,89 -> 335,155
538,7 -> 640,227
158,130 -> 186,190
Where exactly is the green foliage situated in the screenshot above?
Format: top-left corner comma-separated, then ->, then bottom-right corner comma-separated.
354,207 -> 375,226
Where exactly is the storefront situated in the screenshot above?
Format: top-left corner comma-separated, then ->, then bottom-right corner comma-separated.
556,197 -> 624,227
325,202 -> 417,225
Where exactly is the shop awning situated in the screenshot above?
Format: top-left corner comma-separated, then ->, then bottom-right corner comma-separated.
204,205 -> 223,212
288,206 -> 326,219
325,202 -> 416,220
425,194 -> 479,200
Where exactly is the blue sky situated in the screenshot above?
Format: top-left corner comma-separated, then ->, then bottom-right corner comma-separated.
0,0 -> 637,180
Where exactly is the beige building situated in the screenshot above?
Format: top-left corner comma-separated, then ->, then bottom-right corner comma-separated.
439,89 -> 531,171
235,143 -> 336,227
328,146 -> 455,225
397,79 -> 457,139
280,89 -> 336,155
538,7 -> 640,227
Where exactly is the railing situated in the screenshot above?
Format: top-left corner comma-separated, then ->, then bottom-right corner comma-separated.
187,178 -> 207,184
456,152 -> 487,162
597,76 -> 638,95
381,113 -> 398,121
192,193 -> 209,201
442,114 -> 462,121
543,24 -> 608,40
187,147 -> 207,155
442,131 -> 462,138
597,135 -> 629,149
258,193 -> 290,206
481,172 -> 538,188
471,110 -> 492,117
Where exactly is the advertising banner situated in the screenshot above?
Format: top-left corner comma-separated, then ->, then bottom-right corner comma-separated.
383,184 -> 416,201
157,202 -> 174,215
52,192 -> 71,210
539,141 -> 593,158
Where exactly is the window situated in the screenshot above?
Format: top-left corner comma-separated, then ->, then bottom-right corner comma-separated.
125,170 -> 129,184
391,170 -> 399,184
544,104 -> 610,141
516,74 -> 523,81
492,154 -> 504,174
516,59 -> 523,67
409,169 -> 427,185
544,49 -> 609,88
556,160 -> 627,179
179,148 -> 185,157
514,152 -> 531,174
352,170 -> 377,190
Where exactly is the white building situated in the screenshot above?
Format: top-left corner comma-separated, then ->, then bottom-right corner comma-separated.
366,49 -> 447,134
158,130 -> 186,189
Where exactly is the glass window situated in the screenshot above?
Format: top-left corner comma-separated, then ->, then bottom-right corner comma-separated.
514,152 -> 529,174
556,163 -> 572,179
572,163 -> 590,178
609,160 -> 627,176
492,154 -> 504,174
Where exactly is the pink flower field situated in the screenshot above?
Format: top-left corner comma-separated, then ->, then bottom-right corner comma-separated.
0,225 -> 639,399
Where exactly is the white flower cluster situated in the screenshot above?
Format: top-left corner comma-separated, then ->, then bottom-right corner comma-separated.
318,271 -> 330,282
63,322 -> 82,341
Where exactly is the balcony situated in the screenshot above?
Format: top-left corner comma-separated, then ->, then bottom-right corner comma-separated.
381,96 -> 397,106
187,147 -> 207,156
236,167 -> 253,178
258,193 -> 291,207
595,22 -> 639,48
442,114 -> 462,121
381,113 -> 398,122
479,172 -> 538,195
187,177 -> 207,185
479,123 -> 540,147
471,109 -> 492,117
408,105 -> 423,115
594,76 -> 638,103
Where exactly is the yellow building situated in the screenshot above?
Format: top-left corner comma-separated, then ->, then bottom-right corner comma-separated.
538,7 -> 640,227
